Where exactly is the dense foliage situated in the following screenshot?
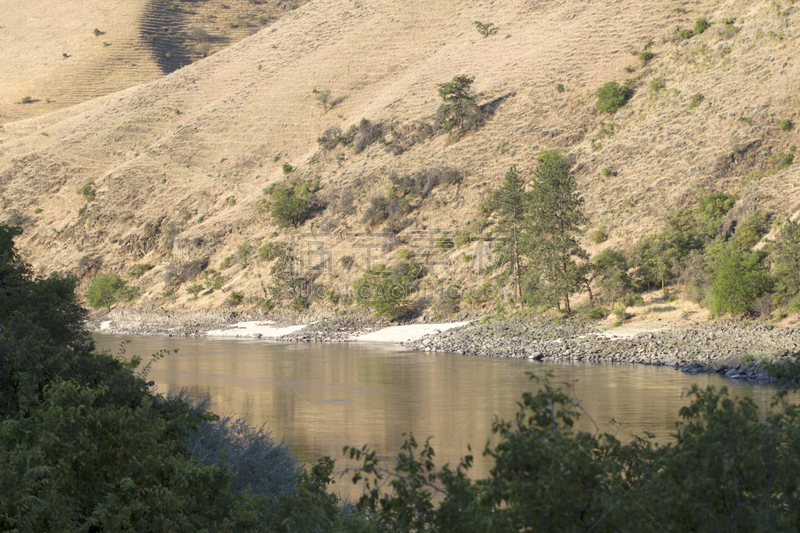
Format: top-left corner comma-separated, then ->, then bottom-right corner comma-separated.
354,261 -> 423,319
0,226 -> 338,532
484,152 -> 589,311
337,373 -> 800,532
256,178 -> 321,229
5,224 -> 800,530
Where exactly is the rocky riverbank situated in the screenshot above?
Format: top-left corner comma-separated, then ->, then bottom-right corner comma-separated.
88,309 -> 800,383
403,319 -> 800,383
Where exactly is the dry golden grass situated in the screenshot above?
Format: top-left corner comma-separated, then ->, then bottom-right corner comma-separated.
0,0 -> 799,314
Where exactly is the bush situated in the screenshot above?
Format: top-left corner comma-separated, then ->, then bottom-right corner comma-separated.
694,17 -> 710,35
258,242 -> 287,262
282,162 -> 294,174
688,93 -> 705,110
362,196 -> 390,226
709,242 -> 773,316
678,28 -> 694,40
617,292 -> 645,307
257,178 -> 319,229
556,83 -> 565,93
780,119 -> 793,131
595,81 -> 632,113
185,399 -> 300,497
589,228 -> 608,244
228,291 -> 244,306
237,241 -> 252,265
186,283 -> 204,298
473,21 -> 495,37
769,148 -> 795,170
77,181 -> 95,201
312,87 -> 333,112
85,273 -> 137,309
353,262 -> 423,319
638,50 -> 655,64
220,255 -> 234,269
128,263 -> 153,278
290,295 -> 309,311
581,306 -> 610,320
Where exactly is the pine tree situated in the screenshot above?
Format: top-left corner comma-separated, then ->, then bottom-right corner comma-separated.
488,166 -> 529,306
437,75 -> 482,136
526,151 -> 588,313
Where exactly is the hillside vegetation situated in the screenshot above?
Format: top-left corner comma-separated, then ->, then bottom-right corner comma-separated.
1,0 -> 799,320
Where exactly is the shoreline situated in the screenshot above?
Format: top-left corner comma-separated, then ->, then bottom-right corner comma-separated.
89,309 -> 800,383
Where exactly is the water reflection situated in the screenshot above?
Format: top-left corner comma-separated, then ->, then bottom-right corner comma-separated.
94,334 -> 792,499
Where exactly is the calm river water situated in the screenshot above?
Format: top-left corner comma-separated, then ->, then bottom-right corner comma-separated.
94,334 -> 791,499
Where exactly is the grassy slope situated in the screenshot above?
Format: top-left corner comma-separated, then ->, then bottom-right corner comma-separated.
0,0 -> 799,315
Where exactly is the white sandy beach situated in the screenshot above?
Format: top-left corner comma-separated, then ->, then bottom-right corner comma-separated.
205,320 -> 471,343
355,321 -> 471,343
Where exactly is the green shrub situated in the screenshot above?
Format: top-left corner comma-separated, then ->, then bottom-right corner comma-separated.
678,28 -> 694,40
220,255 -> 234,269
473,21 -> 495,37
694,17 -> 710,35
688,93 -> 705,110
257,179 -> 318,229
617,293 -> 645,307
237,241 -> 252,265
93,28 -> 102,36
435,236 -> 454,250
34,208 -> 42,214
595,81 -> 632,113
769,147 -> 795,170
186,283 -> 204,298
228,291 -> 244,306
398,248 -> 411,260
312,87 -> 332,112
582,306 -> 609,320
353,262 -> 423,319
709,242 -> 773,316
601,167 -> 613,177
282,162 -> 294,174
290,295 -> 309,311
85,273 -> 137,309
20,96 -> 32,104
556,83 -> 565,93
259,242 -> 287,262
589,228 -> 608,244
638,50 -> 655,64
77,181 -> 95,201
128,263 -> 153,278
650,76 -> 664,94
780,119 -> 793,131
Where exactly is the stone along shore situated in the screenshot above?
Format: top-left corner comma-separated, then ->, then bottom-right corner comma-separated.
401,319 -> 800,382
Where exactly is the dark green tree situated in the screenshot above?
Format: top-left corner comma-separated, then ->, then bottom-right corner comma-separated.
525,151 -> 588,313
771,220 -> 800,301
709,241 -> 773,316
0,226 -> 87,345
437,75 -> 482,136
85,272 -> 137,309
353,262 -> 423,319
487,166 -> 529,306
257,178 -> 319,229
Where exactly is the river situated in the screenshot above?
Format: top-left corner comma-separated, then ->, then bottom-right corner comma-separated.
94,333 -> 791,500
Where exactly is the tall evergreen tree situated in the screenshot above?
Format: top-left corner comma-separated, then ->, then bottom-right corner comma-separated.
526,151 -> 588,313
487,166 -> 529,306
437,75 -> 482,136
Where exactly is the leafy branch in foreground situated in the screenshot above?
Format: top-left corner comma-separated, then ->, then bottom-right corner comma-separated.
338,371 -> 800,532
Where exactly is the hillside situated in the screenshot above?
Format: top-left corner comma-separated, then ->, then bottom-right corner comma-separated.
1,0 -> 799,316
0,0 -> 307,124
